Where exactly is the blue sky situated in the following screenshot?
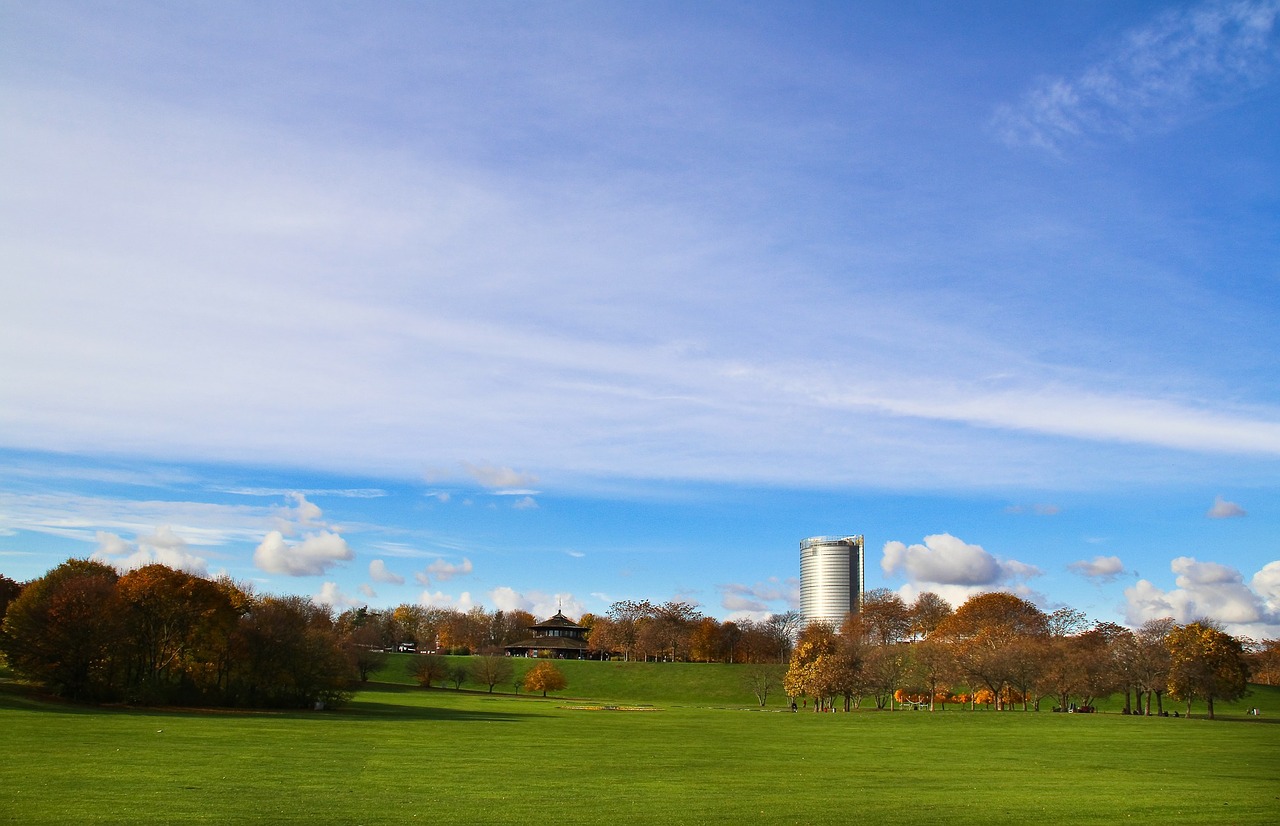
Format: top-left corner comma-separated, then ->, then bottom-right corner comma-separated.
2,1 -> 1278,637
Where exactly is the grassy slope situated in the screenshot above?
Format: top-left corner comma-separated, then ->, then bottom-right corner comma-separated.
381,653 -> 792,707
2,681 -> 1278,825
3,660 -> 1278,824
388,653 -> 1280,718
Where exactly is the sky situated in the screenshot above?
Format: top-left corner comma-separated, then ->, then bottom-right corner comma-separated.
1,1 -> 1278,639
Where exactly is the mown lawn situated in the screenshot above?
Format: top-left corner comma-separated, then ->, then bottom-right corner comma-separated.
2,669 -> 1277,825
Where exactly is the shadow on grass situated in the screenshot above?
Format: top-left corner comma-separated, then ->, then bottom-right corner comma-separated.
0,679 -> 542,724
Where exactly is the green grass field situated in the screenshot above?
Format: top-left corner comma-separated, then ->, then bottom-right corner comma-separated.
2,659 -> 1277,824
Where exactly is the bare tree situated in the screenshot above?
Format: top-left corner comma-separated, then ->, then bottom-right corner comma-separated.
743,664 -> 784,707
763,610 -> 803,663
472,655 -> 514,693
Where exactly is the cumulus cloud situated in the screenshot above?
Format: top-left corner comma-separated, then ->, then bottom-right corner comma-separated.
274,492 -> 324,534
419,590 -> 475,612
1207,495 -> 1247,518
1254,561 -> 1280,615
369,558 -> 405,584
91,526 -> 210,576
512,496 -> 539,510
253,529 -> 353,576
461,463 -> 539,490
1124,556 -> 1280,637
995,0 -> 1280,152
358,583 -> 377,599
881,533 -> 1042,607
414,557 -> 473,586
1068,555 -> 1127,583
488,586 -> 583,619
316,581 -> 362,608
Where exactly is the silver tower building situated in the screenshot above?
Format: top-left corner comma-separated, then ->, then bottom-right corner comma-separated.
799,535 -> 865,627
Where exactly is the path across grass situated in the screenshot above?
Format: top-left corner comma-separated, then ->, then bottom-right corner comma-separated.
2,670 -> 1278,824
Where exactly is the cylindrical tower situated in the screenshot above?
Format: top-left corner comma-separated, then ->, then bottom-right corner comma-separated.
799,535 -> 865,627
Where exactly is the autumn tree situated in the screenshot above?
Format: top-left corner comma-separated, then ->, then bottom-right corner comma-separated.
784,622 -> 842,710
1166,622 -> 1250,719
0,573 -> 22,622
1127,618 -> 1174,715
523,661 -> 567,697
345,624 -> 389,682
865,644 -> 911,709
689,617 -> 725,663
860,589 -> 912,646
1248,639 -> 1280,686
605,600 -> 652,661
1,559 -> 123,701
472,654 -> 514,693
230,595 -> 353,709
936,592 -> 1048,711
907,637 -> 956,711
908,592 -> 952,640
115,564 -> 238,704
410,654 -> 449,688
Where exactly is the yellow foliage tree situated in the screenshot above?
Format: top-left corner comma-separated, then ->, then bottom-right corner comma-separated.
523,661 -> 567,697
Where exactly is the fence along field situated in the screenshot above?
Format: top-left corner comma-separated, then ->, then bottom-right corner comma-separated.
2,657 -> 1278,825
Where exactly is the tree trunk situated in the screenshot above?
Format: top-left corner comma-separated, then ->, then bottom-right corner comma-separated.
1206,695 -> 1214,720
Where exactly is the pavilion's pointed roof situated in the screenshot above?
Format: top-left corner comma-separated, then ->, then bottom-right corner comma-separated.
529,609 -> 585,631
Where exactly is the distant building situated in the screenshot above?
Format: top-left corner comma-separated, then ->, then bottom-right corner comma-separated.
504,610 -> 593,659
799,535 -> 865,627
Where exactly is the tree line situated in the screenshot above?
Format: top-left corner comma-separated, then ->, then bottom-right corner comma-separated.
3,563 -> 1275,714
783,589 -> 1265,719
330,598 -> 804,664
0,561 -> 354,708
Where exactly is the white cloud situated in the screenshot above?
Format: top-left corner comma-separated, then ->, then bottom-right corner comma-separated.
358,583 -> 377,599
995,0 -> 1280,152
90,526 -> 210,576
488,586 -> 582,619
369,558 -> 405,584
419,590 -> 475,612
1124,556 -> 1280,637
1207,495 -> 1247,518
881,534 -> 1042,607
1254,561 -> 1280,615
316,581 -> 362,608
1067,555 -> 1126,583
253,530 -> 353,576
414,557 -> 474,587
512,496 -> 539,510
565,550 -> 585,558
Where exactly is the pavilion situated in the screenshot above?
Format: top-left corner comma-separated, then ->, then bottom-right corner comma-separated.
503,610 -> 596,659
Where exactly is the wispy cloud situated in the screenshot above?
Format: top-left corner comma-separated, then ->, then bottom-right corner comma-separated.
995,0 -> 1280,152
